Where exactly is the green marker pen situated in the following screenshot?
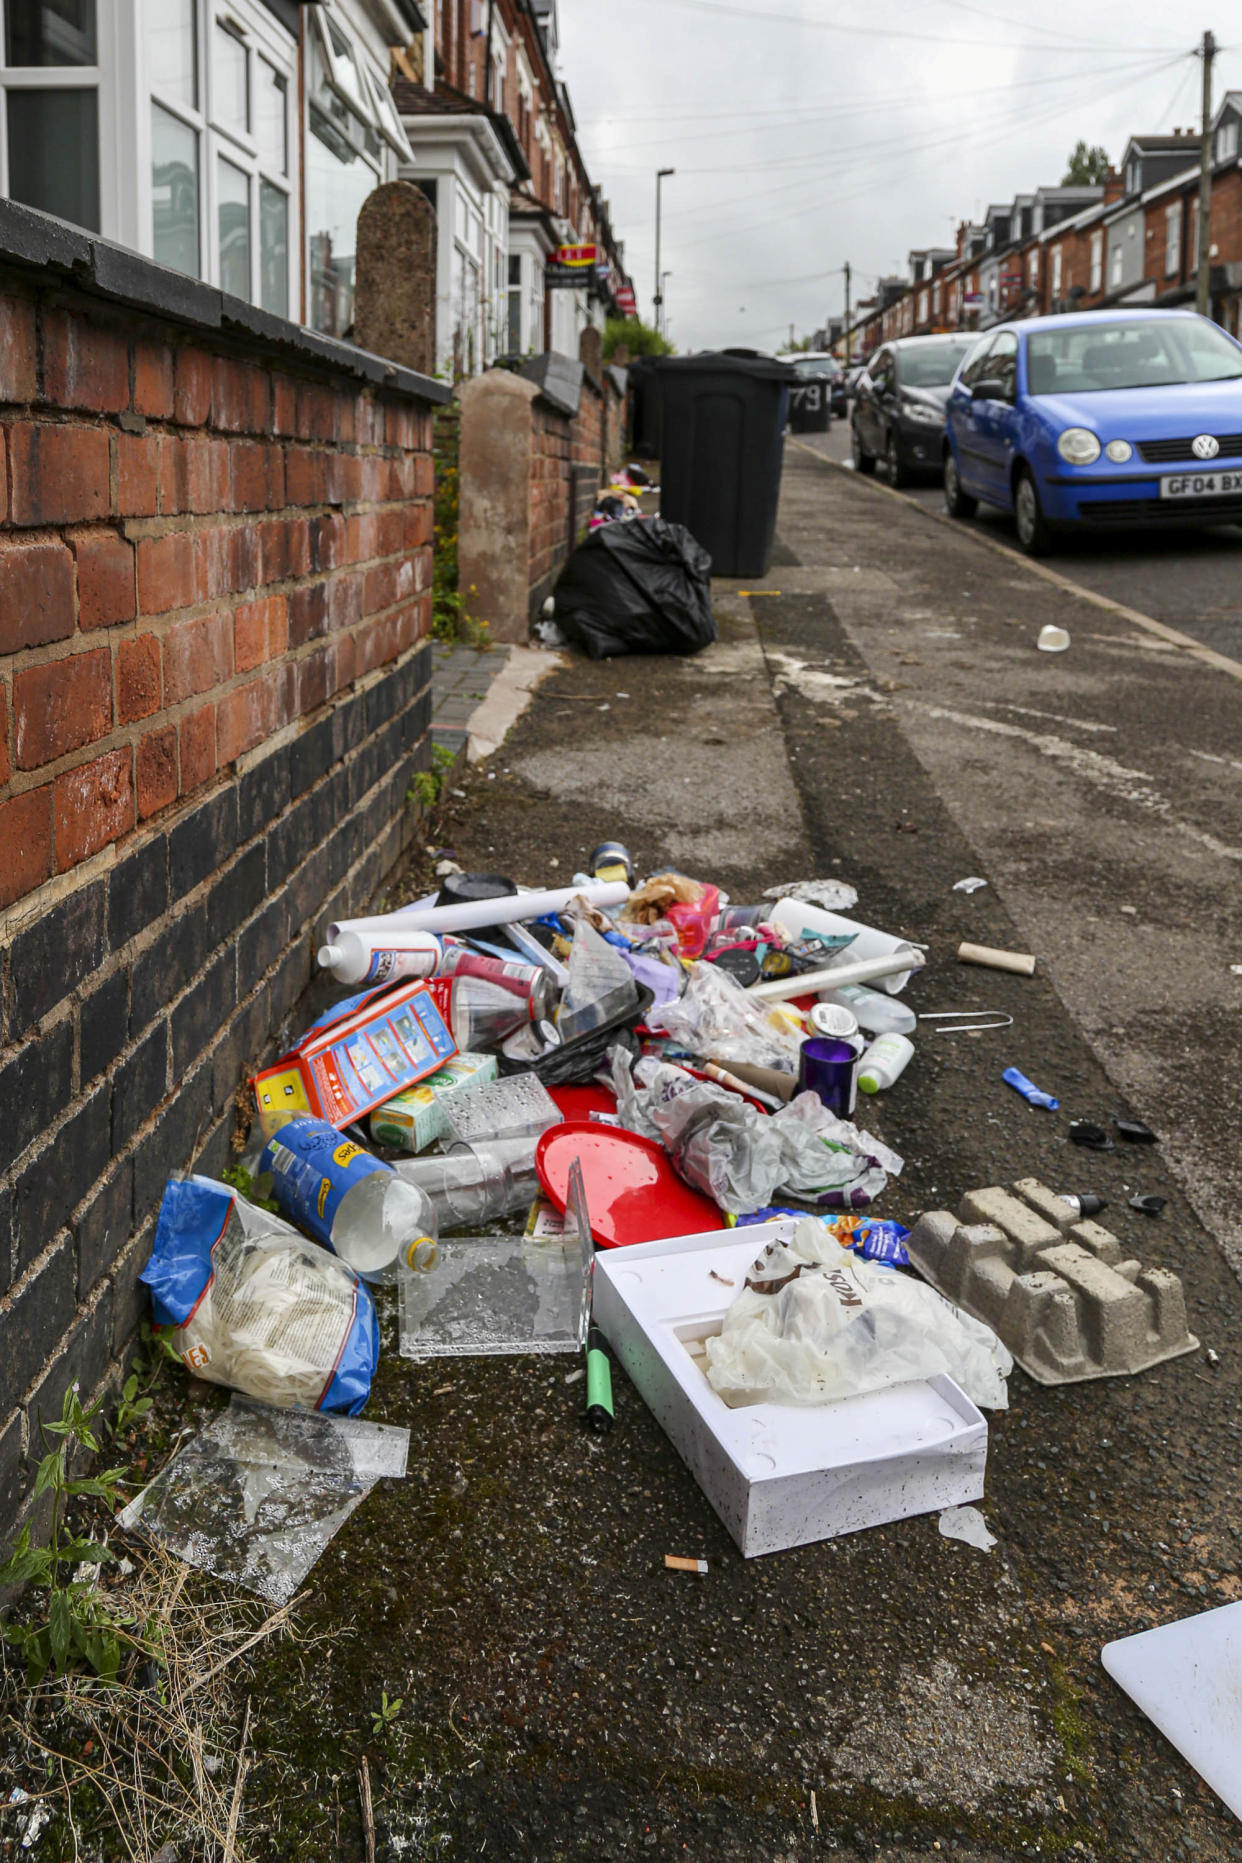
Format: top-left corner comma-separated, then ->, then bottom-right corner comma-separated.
583,1323 -> 614,1435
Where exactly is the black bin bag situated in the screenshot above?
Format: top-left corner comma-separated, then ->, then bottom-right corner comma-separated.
552,516 -> 716,659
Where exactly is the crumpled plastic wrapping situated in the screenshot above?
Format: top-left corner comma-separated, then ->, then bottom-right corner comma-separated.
644,960 -> 803,1074
704,1220 -> 1012,1410
607,1052 -> 901,1215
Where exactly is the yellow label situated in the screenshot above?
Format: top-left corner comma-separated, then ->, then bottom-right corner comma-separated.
254,1066 -> 311,1116
183,1343 -> 212,1370
333,1140 -> 365,1168
317,1177 -> 332,1218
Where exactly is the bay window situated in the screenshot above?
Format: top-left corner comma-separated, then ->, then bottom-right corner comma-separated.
148,0 -> 294,315
306,6 -> 411,337
0,0 -> 101,230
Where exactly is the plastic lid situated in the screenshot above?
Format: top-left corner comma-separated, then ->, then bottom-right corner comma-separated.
659,349 -> 798,381
535,1122 -> 719,1248
857,1072 -> 880,1095
435,872 -> 518,909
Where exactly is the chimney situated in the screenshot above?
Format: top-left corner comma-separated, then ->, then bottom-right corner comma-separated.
1102,164 -> 1123,205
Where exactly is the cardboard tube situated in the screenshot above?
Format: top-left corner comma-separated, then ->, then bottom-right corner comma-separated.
325,880 -> 630,943
708,1058 -> 796,1103
746,949 -> 925,1004
768,897 -> 921,994
957,941 -> 1036,976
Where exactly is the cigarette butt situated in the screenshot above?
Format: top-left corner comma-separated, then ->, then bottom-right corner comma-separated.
664,1554 -> 708,1575
810,1789 -> 819,1831
957,941 -> 1036,976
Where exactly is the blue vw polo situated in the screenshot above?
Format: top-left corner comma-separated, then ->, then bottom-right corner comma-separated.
942,309 -> 1242,554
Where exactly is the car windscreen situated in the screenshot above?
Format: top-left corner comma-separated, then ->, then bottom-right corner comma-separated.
794,358 -> 840,378
1026,319 -> 1242,394
896,344 -> 972,388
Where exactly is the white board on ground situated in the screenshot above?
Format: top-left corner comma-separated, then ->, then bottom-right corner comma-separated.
1101,1600 -> 1242,1820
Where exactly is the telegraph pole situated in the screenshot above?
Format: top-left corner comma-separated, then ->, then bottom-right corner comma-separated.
654,168 -> 674,334
1197,29 -> 1216,318
843,259 -> 851,360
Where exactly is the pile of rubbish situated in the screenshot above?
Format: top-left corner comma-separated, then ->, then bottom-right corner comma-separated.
132,850 -> 1197,1591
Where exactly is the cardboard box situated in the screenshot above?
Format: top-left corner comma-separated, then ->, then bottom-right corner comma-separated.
253,980 -> 456,1129
368,1052 -> 499,1152
593,1225 -> 988,1557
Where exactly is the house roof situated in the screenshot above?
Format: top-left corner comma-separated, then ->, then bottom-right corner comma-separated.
392,78 -> 532,183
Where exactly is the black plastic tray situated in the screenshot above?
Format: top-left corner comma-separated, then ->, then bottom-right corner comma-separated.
497,986 -> 654,1087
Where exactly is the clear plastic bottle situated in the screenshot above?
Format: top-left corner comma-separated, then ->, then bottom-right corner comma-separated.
393,1137 -> 538,1229
857,1032 -> 915,1094
262,1118 -> 438,1283
820,982 -> 917,1036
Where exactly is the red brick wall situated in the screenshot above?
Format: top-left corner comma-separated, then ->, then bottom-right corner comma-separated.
0,231 -> 443,1544
0,294 -> 434,910
527,374 -> 622,602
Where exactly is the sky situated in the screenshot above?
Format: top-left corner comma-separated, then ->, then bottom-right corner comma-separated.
557,1 -> 1242,353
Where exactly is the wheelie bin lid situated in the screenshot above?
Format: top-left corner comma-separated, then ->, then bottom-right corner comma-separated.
660,349 -> 797,379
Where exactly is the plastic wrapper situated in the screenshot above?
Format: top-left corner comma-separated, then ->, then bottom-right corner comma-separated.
140,1176 -> 378,1414
558,920 -> 638,1044
608,1052 -> 901,1215
704,1220 -> 1012,1410
645,960 -> 803,1075
118,1397 -> 408,1604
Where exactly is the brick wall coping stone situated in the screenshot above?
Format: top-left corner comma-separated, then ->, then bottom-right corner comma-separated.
518,351 -> 585,418
0,198 -> 452,408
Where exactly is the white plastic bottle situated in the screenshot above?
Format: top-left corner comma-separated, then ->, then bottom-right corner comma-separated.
856,1032 -> 915,1094
316,929 -> 440,988
820,983 -> 917,1036
262,1118 -> 438,1282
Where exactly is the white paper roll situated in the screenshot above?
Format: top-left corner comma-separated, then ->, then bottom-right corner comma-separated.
767,898 -> 922,994
325,880 -> 630,944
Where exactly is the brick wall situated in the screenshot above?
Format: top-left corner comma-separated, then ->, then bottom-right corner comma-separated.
459,358 -> 625,643
0,202 -> 447,1541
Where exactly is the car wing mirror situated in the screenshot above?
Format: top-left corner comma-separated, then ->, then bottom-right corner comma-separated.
971,377 -> 1008,402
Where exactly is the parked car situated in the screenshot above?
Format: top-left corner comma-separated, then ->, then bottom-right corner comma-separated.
943,309 -> 1242,555
851,334 -> 976,485
788,352 -> 847,426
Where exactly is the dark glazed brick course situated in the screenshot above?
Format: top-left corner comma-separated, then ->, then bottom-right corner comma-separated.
12,1083 -> 110,1274
9,880 -> 106,1036
0,1019 -> 75,1165
131,1063 -> 213,1220
107,837 -> 169,950
111,1020 -> 168,1150
169,787 -> 238,902
75,1158 -> 133,1297
205,842 -> 266,947
238,890 -> 289,980
130,912 -> 212,1036
25,1289 -> 112,1446
289,714 -> 336,799
79,968 -> 129,1087
238,747 -> 291,842
0,1238 -> 76,1423
171,946 -> 236,1075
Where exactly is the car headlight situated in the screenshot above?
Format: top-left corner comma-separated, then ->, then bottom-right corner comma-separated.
903,401 -> 942,424
1104,439 -> 1133,463
1057,427 -> 1101,464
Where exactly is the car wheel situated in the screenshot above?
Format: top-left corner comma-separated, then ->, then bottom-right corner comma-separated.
885,431 -> 910,488
851,423 -> 877,476
1013,467 -> 1053,556
943,448 -> 977,519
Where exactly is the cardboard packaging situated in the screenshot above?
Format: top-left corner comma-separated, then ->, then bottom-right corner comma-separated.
252,980 -> 456,1130
593,1224 -> 988,1558
368,1052 -> 498,1152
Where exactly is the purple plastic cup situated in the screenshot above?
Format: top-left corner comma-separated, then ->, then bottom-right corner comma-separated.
797,1036 -> 858,1118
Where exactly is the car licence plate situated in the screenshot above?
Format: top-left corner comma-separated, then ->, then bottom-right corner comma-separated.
1160,469 -> 1242,499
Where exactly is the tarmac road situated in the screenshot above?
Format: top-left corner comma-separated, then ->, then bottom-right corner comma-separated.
805,417 -> 1242,663
245,449 -> 1242,1863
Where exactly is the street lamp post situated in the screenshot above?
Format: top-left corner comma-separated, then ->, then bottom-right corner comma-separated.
654,167 -> 674,334
661,270 -> 672,340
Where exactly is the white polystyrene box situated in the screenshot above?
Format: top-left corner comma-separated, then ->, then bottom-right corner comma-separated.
593,1224 -> 989,1558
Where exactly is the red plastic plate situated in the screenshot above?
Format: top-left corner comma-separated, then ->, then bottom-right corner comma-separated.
548,1083 -> 617,1122
535,1121 -> 720,1249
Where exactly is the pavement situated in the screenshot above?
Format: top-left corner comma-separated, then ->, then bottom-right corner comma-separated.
431,639 -> 514,760
241,451 -> 1242,1862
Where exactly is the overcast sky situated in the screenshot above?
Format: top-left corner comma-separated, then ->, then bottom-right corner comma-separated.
558,1 -> 1242,352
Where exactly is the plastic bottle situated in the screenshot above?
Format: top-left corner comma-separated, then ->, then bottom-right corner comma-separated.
262,1117 -> 438,1282
856,1032 -> 915,1094
392,1137 -> 538,1228
819,983 -> 917,1036
317,929 -> 440,988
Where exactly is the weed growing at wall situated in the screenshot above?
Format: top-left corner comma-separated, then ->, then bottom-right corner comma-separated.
433,403 -> 490,648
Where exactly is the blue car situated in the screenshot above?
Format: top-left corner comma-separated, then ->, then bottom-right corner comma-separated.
943,310 -> 1242,554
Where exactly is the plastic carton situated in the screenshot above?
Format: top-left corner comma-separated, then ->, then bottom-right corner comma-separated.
593,1225 -> 988,1557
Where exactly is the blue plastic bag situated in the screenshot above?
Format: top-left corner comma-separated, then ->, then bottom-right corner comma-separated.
141,1176 -> 378,1414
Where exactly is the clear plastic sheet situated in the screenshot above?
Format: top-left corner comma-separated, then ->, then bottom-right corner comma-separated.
645,960 -> 803,1073
118,1396 -> 409,1604
398,1161 -> 593,1359
443,1072 -> 562,1147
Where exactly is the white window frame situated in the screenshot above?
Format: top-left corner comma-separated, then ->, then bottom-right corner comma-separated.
0,0 -> 120,237
141,0 -> 297,313
1089,230 -> 1102,293
1217,118 -> 1238,165
1051,245 -> 1062,299
1110,238 -> 1122,288
1165,201 -> 1181,278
